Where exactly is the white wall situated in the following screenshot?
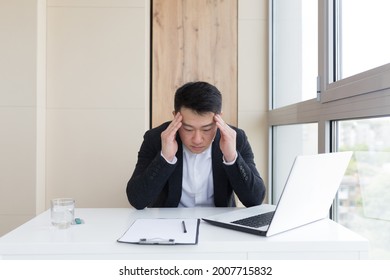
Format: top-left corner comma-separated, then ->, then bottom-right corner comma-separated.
0,0 -> 268,236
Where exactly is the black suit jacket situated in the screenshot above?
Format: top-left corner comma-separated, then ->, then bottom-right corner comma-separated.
126,122 -> 266,209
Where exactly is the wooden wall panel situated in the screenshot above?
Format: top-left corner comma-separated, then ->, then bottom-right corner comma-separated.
152,0 -> 238,127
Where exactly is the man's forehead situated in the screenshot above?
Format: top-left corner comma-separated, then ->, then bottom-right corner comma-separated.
182,121 -> 215,128
181,116 -> 215,128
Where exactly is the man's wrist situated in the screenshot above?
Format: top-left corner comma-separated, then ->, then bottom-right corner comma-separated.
161,151 -> 177,164
223,151 -> 238,165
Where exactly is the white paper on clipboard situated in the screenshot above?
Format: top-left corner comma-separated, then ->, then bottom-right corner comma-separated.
117,218 -> 200,245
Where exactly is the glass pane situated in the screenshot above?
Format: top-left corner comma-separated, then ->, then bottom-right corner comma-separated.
336,117 -> 390,259
272,0 -> 317,108
272,123 -> 318,203
338,0 -> 390,79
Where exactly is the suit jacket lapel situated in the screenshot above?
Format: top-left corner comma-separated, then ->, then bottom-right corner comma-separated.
166,135 -> 183,206
212,130 -> 229,205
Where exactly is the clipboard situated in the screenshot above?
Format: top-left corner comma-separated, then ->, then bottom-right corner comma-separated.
117,218 -> 200,245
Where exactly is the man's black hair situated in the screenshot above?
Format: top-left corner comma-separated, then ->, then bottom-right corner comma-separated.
174,81 -> 222,114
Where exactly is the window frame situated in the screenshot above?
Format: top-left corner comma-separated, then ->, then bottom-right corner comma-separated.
318,0 -> 390,103
268,0 -> 390,204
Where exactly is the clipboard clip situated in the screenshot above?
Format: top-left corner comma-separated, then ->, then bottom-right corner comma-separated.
139,238 -> 175,245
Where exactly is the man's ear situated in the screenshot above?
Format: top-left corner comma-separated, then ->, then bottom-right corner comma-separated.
172,110 -> 176,117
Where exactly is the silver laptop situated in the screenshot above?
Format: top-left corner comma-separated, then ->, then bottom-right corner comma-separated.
203,151 -> 353,236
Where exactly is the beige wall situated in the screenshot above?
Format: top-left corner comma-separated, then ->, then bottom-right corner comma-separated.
0,0 -> 41,236
238,0 -> 269,202
45,0 -> 149,209
0,0 -> 150,236
0,0 -> 268,236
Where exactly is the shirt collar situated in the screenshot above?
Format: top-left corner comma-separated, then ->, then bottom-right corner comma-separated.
183,144 -> 212,159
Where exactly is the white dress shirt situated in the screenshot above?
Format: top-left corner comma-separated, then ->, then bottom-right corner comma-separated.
179,145 -> 214,207
161,143 -> 237,207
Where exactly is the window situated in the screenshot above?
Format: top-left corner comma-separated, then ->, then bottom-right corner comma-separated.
338,0 -> 390,79
272,123 -> 318,202
336,117 -> 390,259
269,0 -> 390,259
319,0 -> 390,102
271,0 -> 317,109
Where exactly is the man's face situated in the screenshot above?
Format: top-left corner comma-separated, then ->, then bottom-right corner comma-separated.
177,107 -> 218,154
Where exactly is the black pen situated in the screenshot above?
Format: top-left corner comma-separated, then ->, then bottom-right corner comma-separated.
182,220 -> 187,233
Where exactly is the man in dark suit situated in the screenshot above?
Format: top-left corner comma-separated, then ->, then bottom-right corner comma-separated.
127,81 -> 266,209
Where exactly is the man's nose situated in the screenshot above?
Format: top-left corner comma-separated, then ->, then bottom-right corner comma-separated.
193,130 -> 203,143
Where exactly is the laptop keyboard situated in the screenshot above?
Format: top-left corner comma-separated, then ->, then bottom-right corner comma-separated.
231,211 -> 275,228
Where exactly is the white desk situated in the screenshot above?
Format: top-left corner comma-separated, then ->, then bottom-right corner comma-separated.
0,208 -> 369,260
